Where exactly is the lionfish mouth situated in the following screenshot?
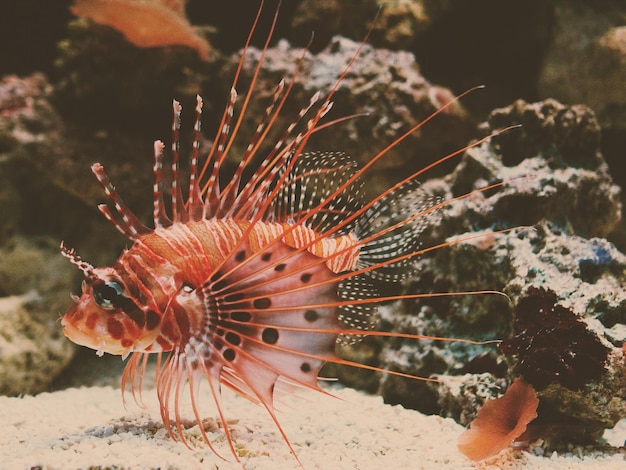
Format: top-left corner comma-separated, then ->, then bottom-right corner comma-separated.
61,307 -> 132,358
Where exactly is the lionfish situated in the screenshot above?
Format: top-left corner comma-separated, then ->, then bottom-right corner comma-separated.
60,2 -> 510,466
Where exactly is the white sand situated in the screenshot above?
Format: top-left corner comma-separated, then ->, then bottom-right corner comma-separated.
0,385 -> 623,470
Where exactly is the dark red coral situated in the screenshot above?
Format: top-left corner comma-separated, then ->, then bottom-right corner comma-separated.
500,287 -> 611,390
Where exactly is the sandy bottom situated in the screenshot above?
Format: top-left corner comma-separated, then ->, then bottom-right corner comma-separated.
0,385 -> 623,470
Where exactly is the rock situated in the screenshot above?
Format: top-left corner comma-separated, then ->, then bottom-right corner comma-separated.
473,99 -> 620,238
290,0 -> 430,52
538,1 -> 626,133
0,236 -> 76,396
0,73 -> 155,268
0,73 -> 129,394
54,17 -> 210,132
536,2 -> 626,236
0,75 -> 80,395
501,283 -> 625,441
221,36 -> 475,195
289,0 -> 553,118
417,223 -> 626,443
328,99 -> 626,443
0,73 -> 93,246
0,74 -> 59,244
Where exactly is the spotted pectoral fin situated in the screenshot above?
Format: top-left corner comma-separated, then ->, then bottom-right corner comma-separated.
200,238 -> 342,405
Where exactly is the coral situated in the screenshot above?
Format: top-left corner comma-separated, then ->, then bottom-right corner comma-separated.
71,0 -> 210,60
457,378 -> 539,461
500,287 -> 611,391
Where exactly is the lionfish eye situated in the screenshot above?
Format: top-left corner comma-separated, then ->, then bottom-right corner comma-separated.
93,280 -> 124,310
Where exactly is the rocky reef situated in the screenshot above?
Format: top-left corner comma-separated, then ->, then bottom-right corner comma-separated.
0,0 -> 624,457
336,99 -> 625,445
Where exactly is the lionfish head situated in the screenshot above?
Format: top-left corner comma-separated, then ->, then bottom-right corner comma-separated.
60,243 -> 161,359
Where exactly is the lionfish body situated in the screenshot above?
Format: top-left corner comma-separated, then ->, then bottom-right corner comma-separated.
60,3 -> 505,466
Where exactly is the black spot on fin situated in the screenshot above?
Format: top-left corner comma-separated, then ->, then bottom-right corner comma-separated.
200,237 -> 343,402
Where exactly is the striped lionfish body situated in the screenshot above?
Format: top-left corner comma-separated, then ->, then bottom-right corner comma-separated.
60,3 -> 507,466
